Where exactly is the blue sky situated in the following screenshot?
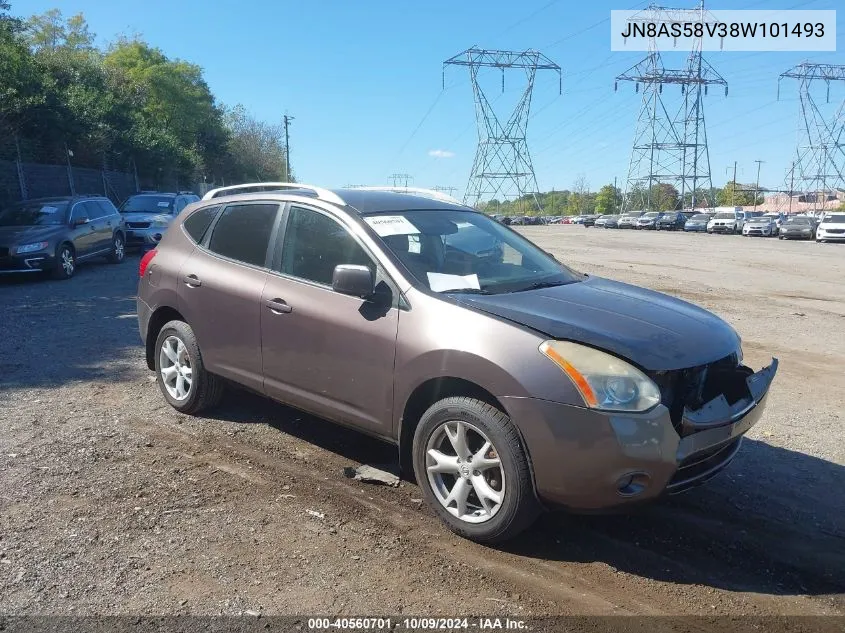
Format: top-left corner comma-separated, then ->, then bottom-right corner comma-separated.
13,0 -> 844,196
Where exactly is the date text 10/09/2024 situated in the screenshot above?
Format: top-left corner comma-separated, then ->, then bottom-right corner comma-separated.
307,617 -> 528,630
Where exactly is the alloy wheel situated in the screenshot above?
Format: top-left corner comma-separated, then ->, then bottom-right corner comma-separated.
61,249 -> 74,276
425,420 -> 505,524
159,335 -> 193,400
114,237 -> 125,261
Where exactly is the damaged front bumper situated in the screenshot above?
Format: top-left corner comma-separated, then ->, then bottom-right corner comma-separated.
502,357 -> 778,511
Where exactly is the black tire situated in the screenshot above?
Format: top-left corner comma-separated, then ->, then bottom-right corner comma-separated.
778,235 -> 783,240
107,233 -> 125,264
412,397 -> 540,544
154,320 -> 224,414
52,243 -> 75,280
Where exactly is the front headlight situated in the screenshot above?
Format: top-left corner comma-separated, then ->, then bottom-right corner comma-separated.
539,340 -> 661,412
15,241 -> 49,254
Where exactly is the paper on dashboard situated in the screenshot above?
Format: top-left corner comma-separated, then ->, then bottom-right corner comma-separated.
427,273 -> 480,292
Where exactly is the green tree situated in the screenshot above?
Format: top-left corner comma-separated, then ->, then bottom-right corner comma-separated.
649,182 -> 680,211
594,184 -> 621,215
716,181 -> 762,206
24,8 -> 94,52
222,104 -> 289,182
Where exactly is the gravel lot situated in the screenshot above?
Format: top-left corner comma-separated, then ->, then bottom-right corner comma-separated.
1,227 -> 843,621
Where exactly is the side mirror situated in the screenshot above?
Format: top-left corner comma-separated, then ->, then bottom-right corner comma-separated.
73,216 -> 90,227
332,264 -> 374,298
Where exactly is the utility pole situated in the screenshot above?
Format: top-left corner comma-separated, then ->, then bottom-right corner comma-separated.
753,159 -> 764,211
283,114 -> 294,182
730,161 -> 737,205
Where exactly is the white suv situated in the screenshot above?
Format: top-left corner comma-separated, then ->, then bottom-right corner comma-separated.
816,213 -> 845,243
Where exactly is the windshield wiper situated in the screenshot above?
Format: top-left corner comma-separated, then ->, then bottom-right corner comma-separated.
512,280 -> 568,293
444,287 -> 492,295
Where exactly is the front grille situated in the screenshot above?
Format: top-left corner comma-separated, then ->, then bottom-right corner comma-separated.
127,222 -> 151,229
667,437 -> 742,493
826,228 -> 845,234
0,247 -> 9,258
649,352 -> 750,435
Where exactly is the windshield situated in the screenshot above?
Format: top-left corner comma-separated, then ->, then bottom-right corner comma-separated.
643,212 -> 659,218
0,201 -> 69,226
366,209 -> 581,294
661,213 -> 677,219
690,214 -> 709,221
120,195 -> 175,214
821,214 -> 845,224
714,212 -> 736,219
785,217 -> 810,225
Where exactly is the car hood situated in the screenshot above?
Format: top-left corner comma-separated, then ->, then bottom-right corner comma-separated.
0,225 -> 65,246
121,212 -> 171,223
452,276 -> 741,371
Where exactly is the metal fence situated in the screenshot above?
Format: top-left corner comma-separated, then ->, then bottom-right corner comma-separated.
0,125 -> 206,208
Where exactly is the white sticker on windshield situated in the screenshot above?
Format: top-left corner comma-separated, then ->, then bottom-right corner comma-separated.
408,234 -> 421,254
157,201 -> 171,208
40,206 -> 59,214
364,215 -> 419,237
427,273 -> 480,292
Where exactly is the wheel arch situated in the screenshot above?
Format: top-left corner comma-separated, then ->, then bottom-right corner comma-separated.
397,376 -> 536,495
145,306 -> 186,370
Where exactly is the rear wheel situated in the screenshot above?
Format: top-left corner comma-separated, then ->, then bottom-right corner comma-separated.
154,320 -> 224,414
107,233 -> 125,264
412,397 -> 540,543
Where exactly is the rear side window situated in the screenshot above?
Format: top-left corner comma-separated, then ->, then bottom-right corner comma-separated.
183,205 -> 220,243
84,200 -> 107,219
96,200 -> 118,217
207,203 -> 279,267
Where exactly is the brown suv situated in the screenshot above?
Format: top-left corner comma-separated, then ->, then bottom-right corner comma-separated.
136,183 -> 778,543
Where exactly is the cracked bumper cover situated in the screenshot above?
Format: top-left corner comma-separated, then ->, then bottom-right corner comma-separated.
502,358 -> 778,511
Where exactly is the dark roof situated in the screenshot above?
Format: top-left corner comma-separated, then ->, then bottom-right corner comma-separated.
331,189 -> 471,214
129,192 -> 178,198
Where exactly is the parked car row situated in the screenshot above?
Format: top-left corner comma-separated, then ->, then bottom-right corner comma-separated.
0,190 -> 199,280
569,207 -> 844,242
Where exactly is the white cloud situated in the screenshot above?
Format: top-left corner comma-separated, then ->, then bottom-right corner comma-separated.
428,149 -> 455,158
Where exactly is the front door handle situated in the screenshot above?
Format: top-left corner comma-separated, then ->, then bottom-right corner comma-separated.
264,298 -> 292,314
183,274 -> 202,288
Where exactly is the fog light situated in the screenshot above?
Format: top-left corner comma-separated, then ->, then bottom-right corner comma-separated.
616,472 -> 650,497
153,233 -> 162,241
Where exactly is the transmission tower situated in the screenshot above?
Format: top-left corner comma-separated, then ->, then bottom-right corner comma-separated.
390,173 -> 413,188
433,185 -> 458,197
443,47 -> 561,211
778,62 -> 845,213
616,2 -> 727,212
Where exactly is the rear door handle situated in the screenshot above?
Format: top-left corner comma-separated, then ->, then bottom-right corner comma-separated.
264,298 -> 292,314
183,274 -> 202,288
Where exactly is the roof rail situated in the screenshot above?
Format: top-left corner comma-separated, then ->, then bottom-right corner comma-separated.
346,186 -> 465,205
201,182 -> 345,205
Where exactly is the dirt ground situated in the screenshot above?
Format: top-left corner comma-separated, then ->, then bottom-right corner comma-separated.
0,226 -> 843,620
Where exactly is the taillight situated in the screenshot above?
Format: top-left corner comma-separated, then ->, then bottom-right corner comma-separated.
139,249 -> 157,278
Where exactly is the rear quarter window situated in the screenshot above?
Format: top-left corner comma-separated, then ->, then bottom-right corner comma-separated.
183,205 -> 221,243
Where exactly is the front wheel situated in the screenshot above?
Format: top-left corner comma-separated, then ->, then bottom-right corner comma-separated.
412,397 -> 540,543
107,234 -> 125,264
154,320 -> 224,414
52,244 -> 75,280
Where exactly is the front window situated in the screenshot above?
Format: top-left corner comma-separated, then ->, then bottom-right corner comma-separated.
785,217 -> 810,225
642,212 -> 659,218
365,209 -> 581,294
120,195 -> 175,214
821,214 -> 845,224
714,212 -> 736,219
0,201 -> 69,226
690,214 -> 709,221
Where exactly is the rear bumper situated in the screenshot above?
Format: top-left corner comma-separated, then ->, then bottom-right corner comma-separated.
503,358 -> 778,511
